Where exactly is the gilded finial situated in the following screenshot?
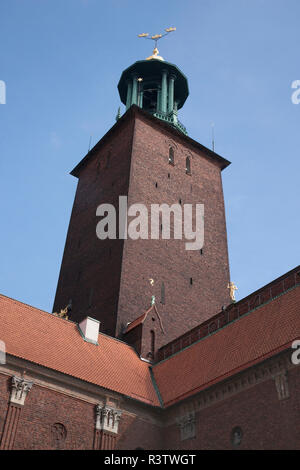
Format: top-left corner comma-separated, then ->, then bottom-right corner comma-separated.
227,282 -> 238,302
138,27 -> 176,61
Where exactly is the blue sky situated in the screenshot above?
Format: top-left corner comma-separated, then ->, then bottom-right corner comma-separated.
0,0 -> 299,312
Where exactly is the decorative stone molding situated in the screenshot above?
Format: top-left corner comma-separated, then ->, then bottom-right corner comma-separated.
95,404 -> 122,434
274,371 -> 290,400
176,411 -> 196,441
10,376 -> 33,406
0,375 -> 33,449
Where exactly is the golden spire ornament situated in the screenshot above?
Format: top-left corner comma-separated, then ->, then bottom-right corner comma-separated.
138,27 -> 176,61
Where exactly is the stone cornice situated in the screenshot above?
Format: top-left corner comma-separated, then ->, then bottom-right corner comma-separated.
0,354 -> 164,426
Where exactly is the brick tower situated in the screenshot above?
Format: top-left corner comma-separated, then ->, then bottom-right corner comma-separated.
53,46 -> 231,356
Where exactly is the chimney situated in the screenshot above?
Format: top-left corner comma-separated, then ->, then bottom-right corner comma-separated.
78,317 -> 100,345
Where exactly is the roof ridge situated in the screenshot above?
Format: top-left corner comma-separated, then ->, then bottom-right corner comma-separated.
0,291 -> 147,354
0,292 -> 79,327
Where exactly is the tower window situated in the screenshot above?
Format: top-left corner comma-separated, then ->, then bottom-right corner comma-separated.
190,277 -> 193,286
155,182 -> 158,188
169,147 -> 175,165
186,157 -> 191,175
168,173 -> 170,178
200,249 -> 203,255
179,198 -> 182,205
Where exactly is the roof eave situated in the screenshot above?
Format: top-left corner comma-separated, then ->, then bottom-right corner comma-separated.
70,106 -> 231,178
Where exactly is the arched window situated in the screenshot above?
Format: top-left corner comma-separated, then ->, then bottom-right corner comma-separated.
169,147 -> 174,165
161,282 -> 165,304
186,156 -> 191,174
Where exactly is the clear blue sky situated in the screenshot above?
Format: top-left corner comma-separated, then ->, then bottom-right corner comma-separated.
0,0 -> 299,312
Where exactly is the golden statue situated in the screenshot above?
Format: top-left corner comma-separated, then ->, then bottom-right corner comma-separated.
149,278 -> 155,305
53,300 -> 72,320
228,282 -> 238,302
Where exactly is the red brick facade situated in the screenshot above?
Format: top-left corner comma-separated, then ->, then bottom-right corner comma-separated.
1,105 -> 299,451
53,106 -> 231,350
0,348 -> 298,450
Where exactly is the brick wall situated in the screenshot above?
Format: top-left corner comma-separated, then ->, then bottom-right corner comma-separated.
163,366 -> 300,450
53,107 -> 230,350
117,112 -> 230,347
0,372 -> 163,450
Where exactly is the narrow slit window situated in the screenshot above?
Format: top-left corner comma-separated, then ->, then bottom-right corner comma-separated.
150,330 -> 155,358
161,282 -> 165,305
88,287 -> 94,308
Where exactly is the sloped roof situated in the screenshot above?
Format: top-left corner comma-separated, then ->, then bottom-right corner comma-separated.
124,311 -> 148,334
124,304 -> 164,334
153,284 -> 300,407
0,294 -> 160,407
1,271 -> 299,410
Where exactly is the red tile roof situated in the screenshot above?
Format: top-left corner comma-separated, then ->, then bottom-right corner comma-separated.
158,266 -> 300,361
153,285 -> 300,407
0,294 -> 160,407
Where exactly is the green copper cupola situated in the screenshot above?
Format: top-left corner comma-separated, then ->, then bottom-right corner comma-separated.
118,45 -> 189,135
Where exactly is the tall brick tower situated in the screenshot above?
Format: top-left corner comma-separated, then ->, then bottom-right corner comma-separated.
53,44 -> 231,356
